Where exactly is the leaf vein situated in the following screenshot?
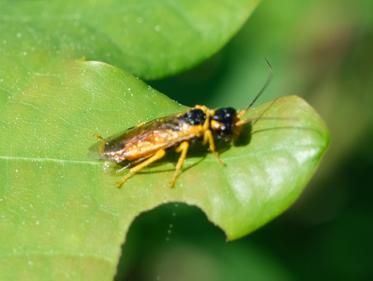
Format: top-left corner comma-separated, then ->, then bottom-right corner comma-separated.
0,155 -> 99,166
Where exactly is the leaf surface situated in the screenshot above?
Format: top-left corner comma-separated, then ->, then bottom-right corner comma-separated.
0,0 -> 260,79
0,60 -> 329,280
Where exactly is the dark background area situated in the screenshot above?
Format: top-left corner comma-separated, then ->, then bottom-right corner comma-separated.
117,0 -> 373,280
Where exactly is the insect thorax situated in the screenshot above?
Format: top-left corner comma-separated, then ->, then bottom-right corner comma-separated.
179,108 -> 206,125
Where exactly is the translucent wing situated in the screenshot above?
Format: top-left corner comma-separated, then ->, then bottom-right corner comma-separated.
90,112 -> 203,163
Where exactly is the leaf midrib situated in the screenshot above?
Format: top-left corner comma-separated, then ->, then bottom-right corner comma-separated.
0,155 -> 99,166
0,141 -> 324,168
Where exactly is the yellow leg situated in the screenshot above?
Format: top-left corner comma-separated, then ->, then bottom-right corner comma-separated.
170,141 -> 189,188
203,129 -> 224,165
203,129 -> 215,151
117,149 -> 166,188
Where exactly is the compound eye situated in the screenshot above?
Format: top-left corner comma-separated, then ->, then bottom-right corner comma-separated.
183,109 -> 206,125
213,107 -> 237,122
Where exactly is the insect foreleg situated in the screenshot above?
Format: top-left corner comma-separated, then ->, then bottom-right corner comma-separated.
116,149 -> 166,188
203,129 -> 224,165
170,141 -> 189,188
203,129 -> 215,151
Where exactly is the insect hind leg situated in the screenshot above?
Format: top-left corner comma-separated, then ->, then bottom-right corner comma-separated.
116,149 -> 166,188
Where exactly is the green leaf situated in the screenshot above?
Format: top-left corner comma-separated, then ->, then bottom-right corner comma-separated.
0,0 -> 260,79
0,60 -> 329,280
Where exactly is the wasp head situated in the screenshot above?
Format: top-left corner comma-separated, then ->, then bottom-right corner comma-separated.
211,107 -> 238,141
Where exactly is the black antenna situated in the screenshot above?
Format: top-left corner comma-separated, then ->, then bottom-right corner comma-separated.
245,58 -> 273,111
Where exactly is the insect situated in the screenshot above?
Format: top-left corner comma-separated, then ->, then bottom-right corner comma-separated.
95,62 -> 273,188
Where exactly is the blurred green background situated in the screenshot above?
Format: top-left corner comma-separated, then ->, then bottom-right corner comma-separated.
116,0 -> 373,280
